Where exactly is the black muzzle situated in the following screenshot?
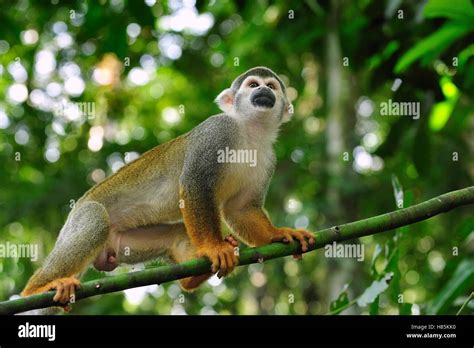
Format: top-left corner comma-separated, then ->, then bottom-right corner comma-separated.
251,87 -> 276,108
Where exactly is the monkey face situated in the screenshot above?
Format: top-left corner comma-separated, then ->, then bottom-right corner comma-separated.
215,67 -> 294,124
242,75 -> 280,109
233,75 -> 288,122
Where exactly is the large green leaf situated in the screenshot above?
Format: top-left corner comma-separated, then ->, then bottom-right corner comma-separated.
428,77 -> 460,131
424,0 -> 474,22
394,21 -> 473,73
426,258 -> 474,314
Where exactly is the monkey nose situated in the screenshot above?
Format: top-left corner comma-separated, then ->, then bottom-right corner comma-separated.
251,88 -> 275,108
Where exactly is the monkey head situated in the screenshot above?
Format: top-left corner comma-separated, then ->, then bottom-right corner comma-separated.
215,67 -> 293,124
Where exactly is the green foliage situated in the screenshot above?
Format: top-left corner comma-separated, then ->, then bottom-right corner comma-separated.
427,258 -> 474,314
394,21 -> 473,73
424,0 -> 474,22
395,0 -> 474,73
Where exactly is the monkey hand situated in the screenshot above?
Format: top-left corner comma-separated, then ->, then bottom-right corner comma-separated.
197,238 -> 239,278
271,228 -> 315,259
47,277 -> 81,305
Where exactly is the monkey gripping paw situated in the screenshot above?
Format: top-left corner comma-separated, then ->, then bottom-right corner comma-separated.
48,277 -> 81,306
271,228 -> 315,259
198,238 -> 240,278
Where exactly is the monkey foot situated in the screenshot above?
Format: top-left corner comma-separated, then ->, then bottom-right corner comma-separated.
197,240 -> 240,278
46,277 -> 81,305
271,228 -> 316,259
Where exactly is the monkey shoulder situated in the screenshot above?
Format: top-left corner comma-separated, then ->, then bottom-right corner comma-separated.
181,114 -> 276,199
189,114 -> 239,143
180,114 -> 239,187
186,114 -> 239,159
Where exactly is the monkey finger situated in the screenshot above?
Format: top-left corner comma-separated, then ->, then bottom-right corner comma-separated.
294,234 -> 308,252
53,286 -> 64,303
301,231 -> 316,245
217,266 -> 228,278
62,286 -> 71,304
232,252 -> 239,266
218,254 -> 228,277
293,254 -> 303,260
210,256 -> 219,273
225,252 -> 234,275
224,251 -> 235,274
68,284 -> 76,302
216,257 -> 224,278
58,282 -> 68,303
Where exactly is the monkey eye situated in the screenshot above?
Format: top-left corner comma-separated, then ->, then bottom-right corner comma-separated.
266,83 -> 275,89
249,82 -> 259,88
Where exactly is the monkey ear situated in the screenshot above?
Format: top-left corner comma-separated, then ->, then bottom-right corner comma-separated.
282,103 -> 294,123
215,88 -> 235,114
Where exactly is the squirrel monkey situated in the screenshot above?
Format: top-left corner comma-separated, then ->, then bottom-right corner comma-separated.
21,67 -> 315,308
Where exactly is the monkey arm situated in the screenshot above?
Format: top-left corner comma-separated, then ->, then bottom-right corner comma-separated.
223,204 -> 275,246
179,184 -> 239,277
178,115 -> 240,277
179,184 -> 223,250
179,120 -> 229,251
178,132 -> 240,277
224,202 -> 315,254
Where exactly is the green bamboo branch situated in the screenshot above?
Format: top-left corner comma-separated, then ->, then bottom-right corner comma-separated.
1,186 -> 473,315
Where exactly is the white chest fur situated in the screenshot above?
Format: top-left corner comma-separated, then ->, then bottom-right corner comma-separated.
220,117 -> 278,208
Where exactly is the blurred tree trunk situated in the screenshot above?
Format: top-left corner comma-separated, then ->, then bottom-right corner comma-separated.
325,0 -> 349,218
324,0 -> 358,312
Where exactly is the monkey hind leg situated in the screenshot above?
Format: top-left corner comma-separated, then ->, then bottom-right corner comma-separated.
167,228 -> 212,292
170,232 -> 240,291
21,201 -> 110,304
